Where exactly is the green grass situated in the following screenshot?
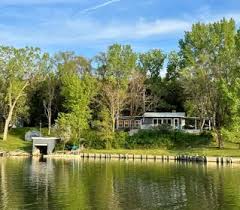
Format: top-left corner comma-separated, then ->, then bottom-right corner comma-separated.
0,132 -> 32,152
1,128 -> 240,157
0,127 -> 52,152
84,141 -> 240,157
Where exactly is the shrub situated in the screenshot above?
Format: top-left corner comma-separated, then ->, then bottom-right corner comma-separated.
126,129 -> 212,149
112,131 -> 128,149
81,130 -> 106,149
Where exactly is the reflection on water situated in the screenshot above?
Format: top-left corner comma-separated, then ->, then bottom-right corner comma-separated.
0,157 -> 240,210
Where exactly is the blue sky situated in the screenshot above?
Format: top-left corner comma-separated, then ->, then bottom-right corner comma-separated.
1,0 -> 240,57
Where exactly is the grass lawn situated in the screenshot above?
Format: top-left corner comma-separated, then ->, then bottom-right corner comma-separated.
1,128 -> 240,157
84,142 -> 240,157
0,128 -> 32,152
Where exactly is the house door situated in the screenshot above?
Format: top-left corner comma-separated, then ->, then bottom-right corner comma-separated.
174,118 -> 179,129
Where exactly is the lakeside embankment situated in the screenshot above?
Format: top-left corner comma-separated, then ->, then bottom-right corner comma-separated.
45,153 -> 240,165
1,128 -> 240,162
1,148 -> 240,165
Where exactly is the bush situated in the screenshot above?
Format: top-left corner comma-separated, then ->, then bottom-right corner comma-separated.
55,128 -> 212,150
81,130 -> 128,149
81,130 -> 107,149
112,131 -> 128,149
126,129 -> 212,149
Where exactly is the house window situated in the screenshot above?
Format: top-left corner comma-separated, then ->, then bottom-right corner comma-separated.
168,119 -> 172,125
118,120 -> 124,128
130,120 -> 134,128
163,119 -> 167,124
124,120 -> 129,127
135,120 -> 141,128
153,119 -> 158,126
158,119 -> 162,125
174,119 -> 179,127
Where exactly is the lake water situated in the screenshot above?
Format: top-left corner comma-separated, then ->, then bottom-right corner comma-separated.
0,158 -> 240,210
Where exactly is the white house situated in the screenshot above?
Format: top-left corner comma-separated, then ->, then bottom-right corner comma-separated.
116,112 -> 211,133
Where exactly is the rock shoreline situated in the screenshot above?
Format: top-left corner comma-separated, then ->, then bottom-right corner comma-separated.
0,150 -> 31,157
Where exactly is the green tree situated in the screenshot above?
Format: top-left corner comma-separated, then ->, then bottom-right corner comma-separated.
56,54 -> 97,144
95,105 -> 114,149
180,19 -> 238,148
222,79 -> 240,147
159,51 -> 185,112
138,49 -> 166,111
95,44 -> 137,132
42,71 -> 57,135
0,46 -> 43,141
126,70 -> 146,116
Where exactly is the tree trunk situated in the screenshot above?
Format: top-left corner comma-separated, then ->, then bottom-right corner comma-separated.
48,113 -> 51,136
200,118 -> 205,132
112,117 -> 115,133
2,109 -> 13,141
216,129 -> 223,149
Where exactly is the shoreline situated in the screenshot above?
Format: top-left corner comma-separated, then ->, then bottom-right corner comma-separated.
1,149 -> 240,165
1,151 -> 240,165
44,153 -> 240,165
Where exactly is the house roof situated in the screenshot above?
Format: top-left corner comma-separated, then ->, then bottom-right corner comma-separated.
119,116 -> 142,120
143,112 -> 185,118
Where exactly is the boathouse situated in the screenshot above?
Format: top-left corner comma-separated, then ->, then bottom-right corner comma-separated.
32,137 -> 59,155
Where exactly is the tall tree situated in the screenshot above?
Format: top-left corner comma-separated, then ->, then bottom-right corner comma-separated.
0,46 -> 43,141
43,72 -> 57,135
162,51 -> 185,112
180,19 -> 238,148
126,70 -> 146,116
56,54 -> 97,143
95,44 -> 137,132
138,49 -> 166,111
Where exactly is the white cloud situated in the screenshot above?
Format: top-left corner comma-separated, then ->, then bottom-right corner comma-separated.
0,4 -> 240,51
0,17 -> 191,47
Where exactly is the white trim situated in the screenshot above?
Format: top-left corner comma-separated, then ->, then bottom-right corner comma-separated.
34,144 -> 48,146
143,112 -> 185,118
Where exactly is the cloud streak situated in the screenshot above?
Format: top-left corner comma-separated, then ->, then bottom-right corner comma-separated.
80,0 -> 121,14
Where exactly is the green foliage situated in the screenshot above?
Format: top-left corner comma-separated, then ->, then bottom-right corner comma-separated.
112,131 -> 128,149
55,113 -> 72,145
180,18 -> 239,147
95,44 -> 137,132
138,49 -> 166,78
94,105 -> 115,149
222,79 -> 240,145
0,47 -> 41,115
81,130 -> 127,150
126,129 -> 212,149
55,54 -> 98,144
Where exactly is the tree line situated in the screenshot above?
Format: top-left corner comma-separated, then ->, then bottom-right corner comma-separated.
0,18 -> 240,149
